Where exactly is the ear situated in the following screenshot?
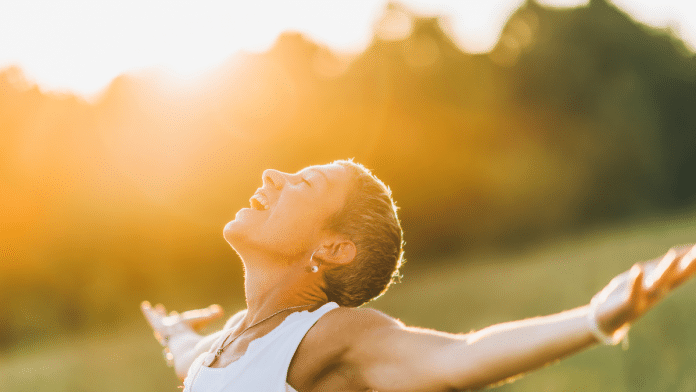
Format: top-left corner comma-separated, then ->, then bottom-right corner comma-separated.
318,236 -> 356,266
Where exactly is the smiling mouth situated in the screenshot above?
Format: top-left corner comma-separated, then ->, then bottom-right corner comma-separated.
249,192 -> 269,211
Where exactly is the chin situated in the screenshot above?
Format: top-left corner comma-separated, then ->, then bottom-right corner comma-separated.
223,215 -> 247,246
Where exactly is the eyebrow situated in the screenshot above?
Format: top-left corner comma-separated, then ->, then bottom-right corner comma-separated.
305,168 -> 329,184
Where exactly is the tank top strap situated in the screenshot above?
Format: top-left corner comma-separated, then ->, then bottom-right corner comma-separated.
184,302 -> 339,392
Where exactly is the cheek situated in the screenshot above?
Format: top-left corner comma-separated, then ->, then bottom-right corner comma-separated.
263,208 -> 324,247
264,227 -> 306,254
274,212 -> 319,237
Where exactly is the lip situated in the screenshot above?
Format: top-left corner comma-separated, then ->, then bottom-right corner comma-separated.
255,189 -> 267,198
249,188 -> 272,211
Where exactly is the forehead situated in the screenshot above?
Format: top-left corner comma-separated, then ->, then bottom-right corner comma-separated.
295,164 -> 352,215
298,163 -> 351,183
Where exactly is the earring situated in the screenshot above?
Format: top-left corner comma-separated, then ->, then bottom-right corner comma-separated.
310,250 -> 321,273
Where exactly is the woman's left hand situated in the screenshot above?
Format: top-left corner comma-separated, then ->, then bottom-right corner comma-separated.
141,302 -> 224,345
593,244 -> 696,337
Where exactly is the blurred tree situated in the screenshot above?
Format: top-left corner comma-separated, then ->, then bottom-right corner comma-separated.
1,0 -> 695,351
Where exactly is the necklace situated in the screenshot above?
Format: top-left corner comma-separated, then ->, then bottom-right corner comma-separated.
202,303 -> 315,367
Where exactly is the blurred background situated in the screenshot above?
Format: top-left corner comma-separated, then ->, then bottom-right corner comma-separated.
2,0 -> 696,390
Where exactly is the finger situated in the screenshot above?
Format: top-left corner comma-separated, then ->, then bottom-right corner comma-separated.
181,305 -> 223,323
673,244 -> 696,286
141,301 -> 156,319
155,303 -> 166,315
143,306 -> 162,322
659,249 -> 681,286
205,304 -> 223,317
140,301 -> 155,322
629,264 -> 644,303
141,306 -> 165,331
645,249 -> 677,290
180,304 -> 221,317
209,304 -> 223,313
160,310 -> 181,327
182,305 -> 225,330
678,244 -> 696,272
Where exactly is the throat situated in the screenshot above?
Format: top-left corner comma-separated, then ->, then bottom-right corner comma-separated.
242,260 -> 327,326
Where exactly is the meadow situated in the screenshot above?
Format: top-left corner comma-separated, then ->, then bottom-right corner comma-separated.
3,2 -> 696,391
2,210 -> 696,392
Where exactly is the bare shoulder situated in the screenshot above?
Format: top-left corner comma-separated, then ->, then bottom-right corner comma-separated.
289,307 -> 404,389
322,306 -> 404,333
301,307 -> 403,357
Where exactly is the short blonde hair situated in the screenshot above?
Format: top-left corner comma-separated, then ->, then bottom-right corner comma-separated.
322,160 -> 405,307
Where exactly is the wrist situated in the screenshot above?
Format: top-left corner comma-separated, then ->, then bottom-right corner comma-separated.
157,320 -> 196,367
587,296 -> 630,346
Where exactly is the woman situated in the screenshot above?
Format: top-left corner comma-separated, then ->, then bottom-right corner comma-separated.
142,159 -> 696,391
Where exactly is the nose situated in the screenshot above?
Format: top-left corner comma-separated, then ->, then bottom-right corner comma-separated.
262,169 -> 285,190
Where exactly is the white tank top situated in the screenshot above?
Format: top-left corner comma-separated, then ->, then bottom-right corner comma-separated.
183,302 -> 339,392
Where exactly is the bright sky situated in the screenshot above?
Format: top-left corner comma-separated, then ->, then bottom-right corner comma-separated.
0,0 -> 694,98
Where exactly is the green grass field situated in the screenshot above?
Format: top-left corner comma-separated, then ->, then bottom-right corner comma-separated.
3,211 -> 696,391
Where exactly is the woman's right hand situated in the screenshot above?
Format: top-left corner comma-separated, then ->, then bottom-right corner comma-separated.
141,301 -> 224,346
592,244 -> 696,339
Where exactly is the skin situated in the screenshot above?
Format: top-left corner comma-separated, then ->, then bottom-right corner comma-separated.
142,162 -> 696,391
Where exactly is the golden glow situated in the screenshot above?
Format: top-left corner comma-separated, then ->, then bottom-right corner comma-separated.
2,0 -> 693,97
2,1 -> 696,388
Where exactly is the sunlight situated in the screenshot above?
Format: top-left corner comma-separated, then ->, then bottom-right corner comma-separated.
0,0 -> 381,97
0,0 -> 693,97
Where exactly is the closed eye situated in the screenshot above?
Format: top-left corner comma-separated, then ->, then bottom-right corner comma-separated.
302,178 -> 312,187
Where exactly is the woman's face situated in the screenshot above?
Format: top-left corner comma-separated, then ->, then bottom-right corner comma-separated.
223,163 -> 353,259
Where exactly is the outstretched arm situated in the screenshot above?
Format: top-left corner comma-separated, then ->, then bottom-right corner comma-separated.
339,304 -> 595,391
335,244 -> 696,392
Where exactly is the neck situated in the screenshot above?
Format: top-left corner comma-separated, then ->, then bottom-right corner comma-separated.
240,250 -> 328,324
